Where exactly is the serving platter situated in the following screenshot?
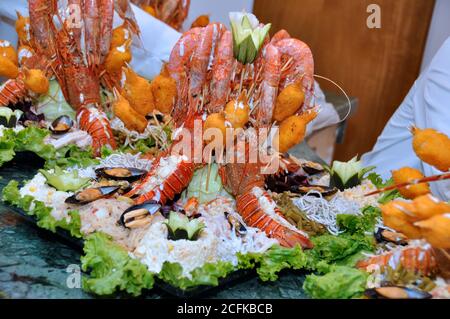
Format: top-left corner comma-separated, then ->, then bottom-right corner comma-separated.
1,152 -> 257,298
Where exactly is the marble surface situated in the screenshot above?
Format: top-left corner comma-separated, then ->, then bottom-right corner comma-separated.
0,150 -> 315,299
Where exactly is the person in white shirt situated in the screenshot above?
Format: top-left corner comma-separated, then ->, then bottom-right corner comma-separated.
362,38 -> 450,201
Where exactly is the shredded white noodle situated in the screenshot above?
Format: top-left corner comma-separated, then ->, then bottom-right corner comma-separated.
293,191 -> 362,235
98,153 -> 153,171
110,118 -> 169,150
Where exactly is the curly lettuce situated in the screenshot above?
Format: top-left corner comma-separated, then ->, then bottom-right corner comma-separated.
2,180 -> 82,238
81,232 -> 154,296
367,172 -> 401,204
0,126 -> 56,167
303,265 -> 368,299
45,144 -> 99,169
158,261 -> 235,291
238,245 -> 307,281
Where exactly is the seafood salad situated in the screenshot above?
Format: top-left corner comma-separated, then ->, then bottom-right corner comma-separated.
1,3 -> 449,299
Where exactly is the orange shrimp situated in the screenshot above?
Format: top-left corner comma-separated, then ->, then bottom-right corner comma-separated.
357,244 -> 438,276
209,30 -> 233,113
158,0 -> 190,30
99,0 -> 114,64
84,0 -> 102,66
168,27 -> 201,123
256,43 -> 281,127
189,23 -> 225,99
270,29 -> 290,44
274,38 -> 314,109
28,0 -> 57,55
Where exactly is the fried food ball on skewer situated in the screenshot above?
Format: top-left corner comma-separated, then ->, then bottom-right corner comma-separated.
272,81 -> 305,122
191,15 -> 210,28
224,93 -> 250,129
122,67 -> 155,116
0,55 -> 19,79
111,24 -> 132,49
415,214 -> 450,249
392,167 -> 430,199
142,5 -> 157,17
113,89 -> 148,133
409,194 -> 450,221
105,40 -> 132,74
273,110 -> 317,153
380,200 -> 422,239
15,13 -> 31,45
204,113 -> 227,145
0,40 -> 18,65
151,66 -> 177,114
23,68 -> 49,94
412,127 -> 450,172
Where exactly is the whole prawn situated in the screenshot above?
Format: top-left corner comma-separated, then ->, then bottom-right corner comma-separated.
208,30 -> 233,113
274,38 -> 315,109
357,244 -> 438,276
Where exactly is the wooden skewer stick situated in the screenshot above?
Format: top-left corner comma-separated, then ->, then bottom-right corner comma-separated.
365,172 -> 450,196
205,149 -> 213,192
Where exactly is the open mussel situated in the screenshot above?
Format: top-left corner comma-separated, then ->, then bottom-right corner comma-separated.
265,172 -> 309,193
365,286 -> 432,299
292,185 -> 338,197
95,167 -> 147,182
301,161 -> 325,175
375,229 -> 408,246
65,186 -> 119,205
224,212 -> 247,236
120,201 -> 161,228
50,115 -> 73,135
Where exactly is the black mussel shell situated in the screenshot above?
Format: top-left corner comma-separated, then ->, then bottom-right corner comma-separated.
292,185 -> 338,197
365,286 -> 432,299
95,167 -> 147,182
375,229 -> 408,245
224,212 -> 247,236
119,201 -> 161,228
65,186 -> 119,205
265,172 -> 309,193
302,162 -> 325,175
50,115 -> 73,134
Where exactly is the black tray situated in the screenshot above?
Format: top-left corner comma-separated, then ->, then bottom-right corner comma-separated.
7,181 -> 254,298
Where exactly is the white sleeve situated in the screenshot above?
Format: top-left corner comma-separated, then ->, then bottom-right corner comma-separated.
418,38 -> 450,200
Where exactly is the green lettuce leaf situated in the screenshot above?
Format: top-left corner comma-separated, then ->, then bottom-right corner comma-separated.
45,144 -> 99,169
238,245 -> 307,281
14,126 -> 56,161
366,173 -> 401,204
255,245 -> 307,281
158,261 -> 235,291
0,138 -> 15,166
337,205 -> 380,235
81,232 -> 154,296
303,265 -> 368,299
